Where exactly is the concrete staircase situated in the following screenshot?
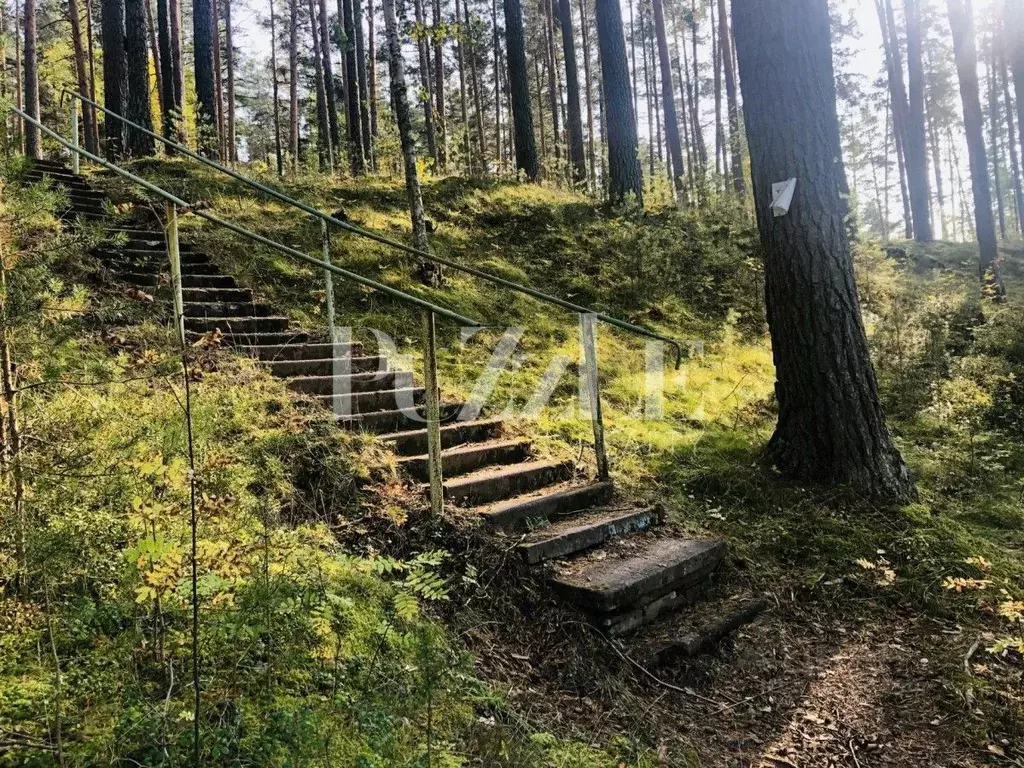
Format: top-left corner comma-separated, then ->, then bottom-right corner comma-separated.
25,157 -> 728,636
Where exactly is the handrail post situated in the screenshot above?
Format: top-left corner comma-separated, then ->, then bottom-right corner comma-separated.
321,219 -> 336,342
422,309 -> 444,517
581,313 -> 609,481
166,202 -> 186,346
70,96 -> 80,175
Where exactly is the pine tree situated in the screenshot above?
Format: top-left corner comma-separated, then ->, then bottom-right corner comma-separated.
194,0 -> 219,155
904,0 -> 933,240
125,0 -> 156,155
558,0 -> 586,183
101,0 -> 128,158
652,0 -> 683,195
22,0 -> 39,158
594,0 -> 641,204
504,0 -> 539,179
732,0 -> 914,501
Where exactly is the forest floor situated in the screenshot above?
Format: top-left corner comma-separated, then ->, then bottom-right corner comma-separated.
5,159 -> 1022,766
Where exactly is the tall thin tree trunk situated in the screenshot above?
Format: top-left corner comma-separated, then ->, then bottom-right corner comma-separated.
145,0 -> 163,120
308,0 -> 333,170
14,0 -> 24,153
711,0 -> 724,181
288,0 -> 299,171
102,0 -> 128,158
455,0 -> 472,171
717,0 -> 743,195
125,0 -> 155,155
194,0 -> 218,154
224,0 -> 236,160
320,0 -> 340,159
340,0 -> 363,171
466,0 -> 488,170
732,0 -> 913,501
156,0 -> 177,141
926,86 -> 946,238
70,0 -> 100,153
432,0 -> 447,170
382,0 -> 438,281
595,0 -> 641,204
640,0 -> 654,178
904,0 -> 933,240
652,0 -> 683,195
368,0 -> 379,142
875,0 -> 912,237
415,0 -> 439,166
688,0 -> 706,171
545,0 -> 561,165
0,260 -> 27,597
578,0 -> 596,188
22,0 -> 39,158
505,0 -> 539,178
558,0 -> 586,183
213,0 -> 226,158
1001,57 -> 1024,233
355,0 -> 374,167
535,55 -> 548,160
989,49 -> 1007,240
492,0 -> 503,170
947,0 -> 1003,295
270,0 -> 284,174
1008,0 -> 1024,172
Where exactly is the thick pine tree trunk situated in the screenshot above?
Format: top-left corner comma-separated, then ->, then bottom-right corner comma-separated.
504,0 -> 539,179
23,0 -> 39,158
194,0 -> 218,155
69,0 -> 100,154
317,0 -> 339,157
101,0 -> 128,158
288,0 -> 299,171
558,0 -> 586,184
157,0 -> 179,141
544,0 -> 560,165
904,0 -> 932,241
732,0 -> 914,501
652,0 -> 683,195
594,0 -> 641,204
125,0 -> 156,155
946,0 -> 1003,295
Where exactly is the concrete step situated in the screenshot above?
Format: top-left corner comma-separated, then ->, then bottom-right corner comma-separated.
98,248 -> 210,265
283,361 -> 392,391
476,480 -> 614,530
180,287 -> 255,303
184,316 -> 290,334
211,331 -> 312,347
517,507 -> 661,565
382,417 -> 505,456
182,301 -> 276,318
298,370 -> 412,395
310,387 -> 426,414
118,271 -> 161,287
181,274 -> 237,289
551,538 -> 726,634
337,402 -> 466,434
247,342 -> 361,362
443,460 -> 571,507
269,355 -> 383,377
399,438 -> 532,482
68,201 -> 106,215
23,170 -> 90,188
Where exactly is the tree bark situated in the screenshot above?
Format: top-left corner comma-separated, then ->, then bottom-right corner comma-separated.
492,0 -> 503,170
224,0 -> 237,160
1008,0 -> 1024,170
466,0 -> 488,171
341,0 -> 364,172
308,0 -> 334,170
455,0 -> 472,171
145,0 -> 163,119
355,0 -> 374,168
904,0 -> 933,240
288,0 -> 299,171
504,0 -> 539,178
717,0 -> 743,195
711,0 -> 724,180
415,0 -> 439,166
157,0 -> 179,141
213,0 -> 225,157
731,0 -> 914,501
652,0 -> 683,194
1001,57 -> 1024,233
194,0 -> 218,155
595,0 -> 641,204
101,0 -> 128,158
433,0 -> 448,170
368,0 -> 379,143
640,0 -> 654,179
947,0 -> 1003,295
875,0 -> 913,238
270,0 -> 284,174
125,0 -> 156,155
557,0 -> 586,183
313,0 -> 336,160
989,48 -> 1007,240
544,0 -> 561,164
688,0 -> 707,171
382,0 -> 439,282
69,0 -> 100,154
578,0 -> 596,187
23,0 -> 39,158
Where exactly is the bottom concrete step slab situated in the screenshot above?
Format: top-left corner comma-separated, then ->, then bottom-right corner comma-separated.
399,438 -> 532,481
517,506 -> 661,564
337,403 -> 466,434
476,480 -> 614,531
443,459 -> 571,507
550,537 -> 725,616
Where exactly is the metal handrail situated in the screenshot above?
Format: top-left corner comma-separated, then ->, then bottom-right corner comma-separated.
66,89 -> 686,368
12,105 -> 480,329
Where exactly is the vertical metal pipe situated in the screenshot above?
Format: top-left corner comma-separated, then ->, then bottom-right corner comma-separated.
70,96 -> 80,175
165,202 -> 185,346
321,219 -> 336,341
422,309 -> 444,516
581,312 -> 609,480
